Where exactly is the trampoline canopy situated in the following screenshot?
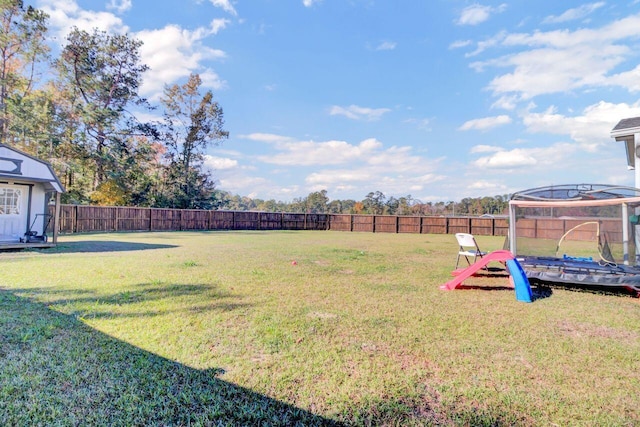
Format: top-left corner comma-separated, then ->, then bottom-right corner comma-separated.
509,184 -> 640,265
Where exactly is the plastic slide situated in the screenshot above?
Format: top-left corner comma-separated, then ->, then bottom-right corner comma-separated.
506,259 -> 533,303
440,250 -> 533,302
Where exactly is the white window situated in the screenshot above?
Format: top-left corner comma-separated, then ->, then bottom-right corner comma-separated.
0,188 -> 21,215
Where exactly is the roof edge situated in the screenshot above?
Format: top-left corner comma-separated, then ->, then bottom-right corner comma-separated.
0,143 -> 65,193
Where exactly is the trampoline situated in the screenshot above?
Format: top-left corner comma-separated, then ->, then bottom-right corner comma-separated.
509,184 -> 640,296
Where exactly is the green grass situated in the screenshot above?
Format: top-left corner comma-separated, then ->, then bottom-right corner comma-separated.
1,231 -> 639,425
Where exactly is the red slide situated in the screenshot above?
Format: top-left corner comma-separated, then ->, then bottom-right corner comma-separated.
440,250 -> 515,291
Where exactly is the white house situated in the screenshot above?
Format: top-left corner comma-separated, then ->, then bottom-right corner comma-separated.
0,143 -> 64,248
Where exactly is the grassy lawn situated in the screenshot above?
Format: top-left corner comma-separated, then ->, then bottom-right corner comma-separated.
1,230 -> 639,426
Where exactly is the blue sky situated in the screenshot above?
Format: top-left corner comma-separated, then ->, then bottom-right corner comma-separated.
35,0 -> 640,202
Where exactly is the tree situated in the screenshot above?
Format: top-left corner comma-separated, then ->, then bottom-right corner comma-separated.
363,191 -> 386,214
55,27 -> 156,199
305,190 -> 329,213
0,0 -> 49,148
159,73 -> 228,209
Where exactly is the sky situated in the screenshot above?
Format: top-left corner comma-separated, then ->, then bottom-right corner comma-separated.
33,0 -> 640,203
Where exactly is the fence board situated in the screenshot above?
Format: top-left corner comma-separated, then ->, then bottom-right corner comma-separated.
352,215 -> 374,232
494,219 -> 509,236
180,210 -> 209,230
233,211 -> 260,230
116,207 -> 151,231
58,205 -> 76,233
374,215 -> 397,233
422,217 -> 446,234
76,206 -> 116,232
470,218 -> 493,236
329,214 -> 351,231
210,211 -> 234,229
260,212 -> 282,230
305,214 -> 329,230
398,216 -> 421,233
447,217 -> 471,234
151,208 -> 181,231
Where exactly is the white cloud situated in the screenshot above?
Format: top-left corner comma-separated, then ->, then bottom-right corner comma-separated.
106,0 -> 131,14
469,14 -> 640,101
204,155 -> 238,170
467,101 -> 640,179
209,0 -> 237,16
376,41 -> 397,51
450,40 -> 472,49
456,3 -> 507,26
303,0 -> 322,7
136,20 -> 229,97
491,95 -> 519,110
329,104 -> 391,121
256,137 -> 383,166
522,101 -> 640,151
543,2 -> 605,24
468,180 -> 508,190
38,1 -> 229,98
473,149 -> 537,168
240,133 -> 296,144
607,64 -> 640,92
38,0 -> 128,38
459,115 -> 512,131
232,133 -> 445,199
470,145 -> 503,154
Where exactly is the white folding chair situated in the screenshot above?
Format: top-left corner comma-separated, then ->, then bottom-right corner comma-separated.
455,233 -> 486,269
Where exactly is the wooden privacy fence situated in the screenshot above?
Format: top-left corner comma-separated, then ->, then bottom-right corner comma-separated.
56,205 -> 510,236
515,218 -> 622,243
52,205 -> 627,243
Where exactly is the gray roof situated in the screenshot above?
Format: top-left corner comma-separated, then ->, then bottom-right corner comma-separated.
0,143 -> 64,193
612,117 -> 640,131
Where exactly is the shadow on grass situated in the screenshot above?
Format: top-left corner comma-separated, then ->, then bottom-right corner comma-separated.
10,282 -> 251,320
0,289 -> 344,426
36,240 -> 179,254
455,283 -> 553,301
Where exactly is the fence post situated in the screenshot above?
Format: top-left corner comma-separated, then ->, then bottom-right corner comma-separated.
419,216 -> 424,234
73,205 -> 78,233
395,215 -> 399,233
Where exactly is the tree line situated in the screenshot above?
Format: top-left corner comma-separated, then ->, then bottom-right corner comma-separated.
1,1 -> 227,209
213,189 -> 510,216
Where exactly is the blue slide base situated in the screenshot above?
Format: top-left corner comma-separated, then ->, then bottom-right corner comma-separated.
506,259 -> 533,303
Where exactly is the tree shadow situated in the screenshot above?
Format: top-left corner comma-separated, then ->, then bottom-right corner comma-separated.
0,289 -> 344,426
8,282 -> 251,320
34,240 -> 179,253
